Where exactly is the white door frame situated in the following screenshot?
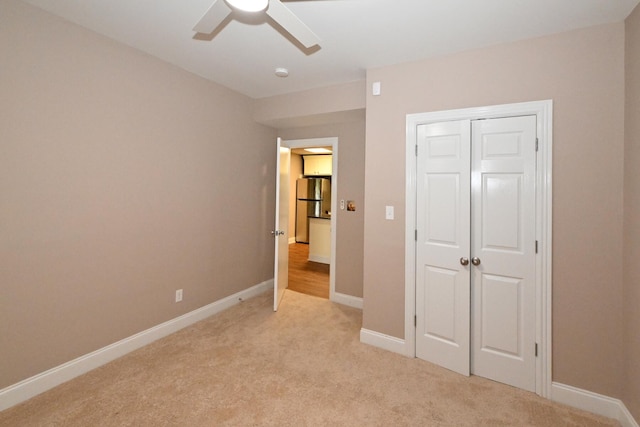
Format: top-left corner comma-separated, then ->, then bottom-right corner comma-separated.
280,137 -> 338,302
404,100 -> 553,398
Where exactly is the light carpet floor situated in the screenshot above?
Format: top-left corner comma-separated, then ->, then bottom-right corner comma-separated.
0,290 -> 619,426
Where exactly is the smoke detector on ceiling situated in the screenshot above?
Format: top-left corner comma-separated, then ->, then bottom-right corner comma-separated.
275,67 -> 289,77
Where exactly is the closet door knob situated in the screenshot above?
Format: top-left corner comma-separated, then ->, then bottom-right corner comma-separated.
471,257 -> 481,266
460,257 -> 469,266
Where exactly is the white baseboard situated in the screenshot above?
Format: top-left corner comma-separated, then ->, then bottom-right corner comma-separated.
359,328 -> 406,356
308,254 -> 330,264
0,280 -> 273,412
288,237 -> 296,244
331,292 -> 363,309
551,382 -> 638,427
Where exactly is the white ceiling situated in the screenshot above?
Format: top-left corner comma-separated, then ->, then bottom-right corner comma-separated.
22,0 -> 640,99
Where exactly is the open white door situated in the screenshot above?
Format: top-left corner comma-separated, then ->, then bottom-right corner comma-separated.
415,120 -> 471,376
274,138 -> 290,311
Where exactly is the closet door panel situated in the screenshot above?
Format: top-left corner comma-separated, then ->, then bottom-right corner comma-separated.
415,120 -> 471,376
471,116 -> 537,392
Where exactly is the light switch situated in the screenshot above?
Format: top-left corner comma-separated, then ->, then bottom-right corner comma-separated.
372,81 -> 381,96
385,205 -> 394,220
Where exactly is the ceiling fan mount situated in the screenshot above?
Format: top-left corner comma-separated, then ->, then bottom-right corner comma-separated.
225,0 -> 268,12
193,0 -> 321,48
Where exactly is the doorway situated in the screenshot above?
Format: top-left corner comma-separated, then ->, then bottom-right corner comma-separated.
405,101 -> 553,397
288,242 -> 330,298
280,137 -> 338,301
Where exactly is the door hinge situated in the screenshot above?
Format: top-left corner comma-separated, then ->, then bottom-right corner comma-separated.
535,343 -> 539,357
414,315 -> 417,327
535,138 -> 539,152
415,144 -> 418,156
415,229 -> 418,241
535,240 -> 538,254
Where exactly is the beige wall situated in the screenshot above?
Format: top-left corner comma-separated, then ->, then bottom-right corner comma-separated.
253,81 -> 366,129
363,23 -> 626,398
279,121 -> 366,298
0,0 -> 276,388
624,4 -> 640,421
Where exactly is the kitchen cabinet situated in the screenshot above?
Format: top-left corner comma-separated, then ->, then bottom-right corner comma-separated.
308,218 -> 331,264
303,155 -> 332,176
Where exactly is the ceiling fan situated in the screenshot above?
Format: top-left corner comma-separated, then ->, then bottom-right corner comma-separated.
193,0 -> 321,48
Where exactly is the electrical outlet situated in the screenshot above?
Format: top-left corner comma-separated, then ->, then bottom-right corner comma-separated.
175,289 -> 183,302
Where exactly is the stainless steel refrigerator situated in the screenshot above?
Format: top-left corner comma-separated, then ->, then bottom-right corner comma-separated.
295,178 -> 331,243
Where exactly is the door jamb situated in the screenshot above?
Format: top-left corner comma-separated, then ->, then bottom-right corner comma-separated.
404,100 -> 553,398
280,137 -> 338,302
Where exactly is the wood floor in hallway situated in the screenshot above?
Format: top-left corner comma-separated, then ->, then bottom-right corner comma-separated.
287,243 -> 329,299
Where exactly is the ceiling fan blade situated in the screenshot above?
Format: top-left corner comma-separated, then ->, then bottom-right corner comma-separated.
193,0 -> 232,34
265,0 -> 321,48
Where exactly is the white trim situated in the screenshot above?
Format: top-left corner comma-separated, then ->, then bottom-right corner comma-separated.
280,137 -> 339,304
288,237 -> 296,245
359,328 -> 406,355
404,114 -> 418,359
0,280 -> 273,412
308,254 -> 330,264
404,100 -> 553,397
551,383 -> 639,427
332,292 -> 363,309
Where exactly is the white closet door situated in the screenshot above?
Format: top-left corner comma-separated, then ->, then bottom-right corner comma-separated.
470,116 -> 537,391
415,120 -> 471,376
